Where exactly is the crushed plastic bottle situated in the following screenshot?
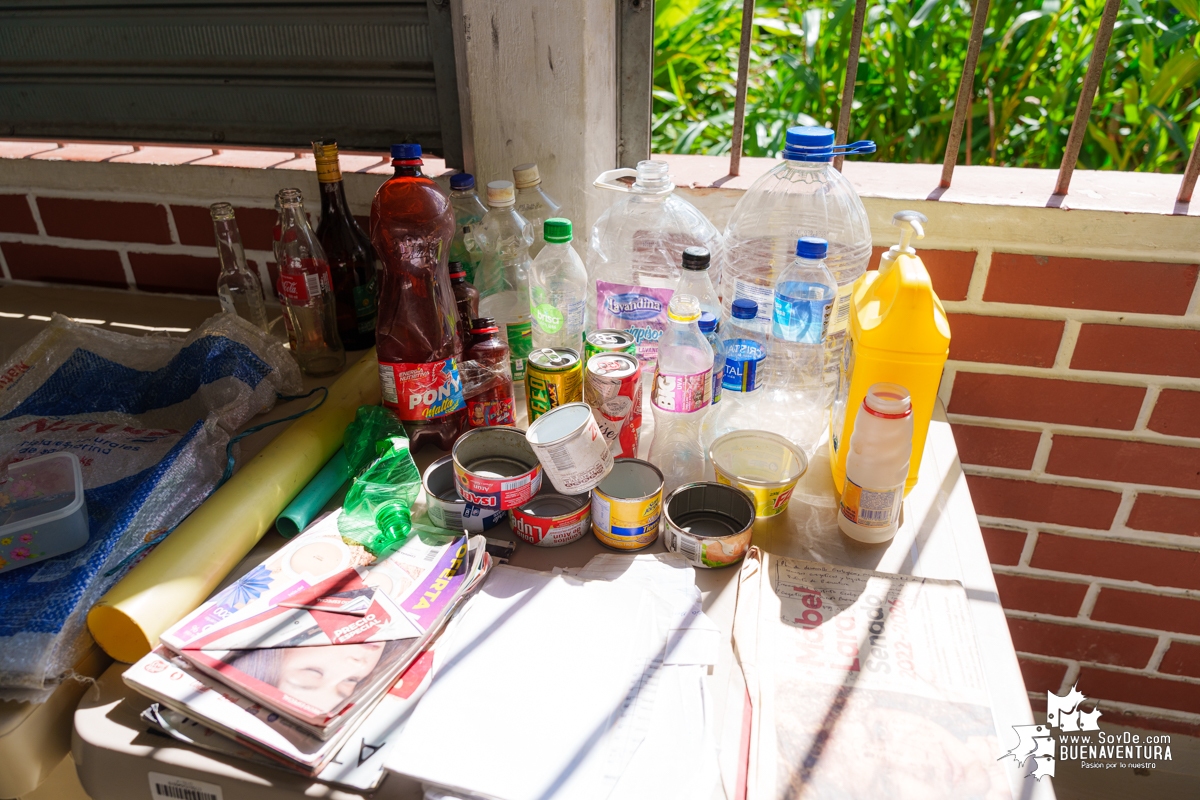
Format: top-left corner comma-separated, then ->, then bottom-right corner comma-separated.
529,218 -> 587,354
477,181 -> 535,385
648,294 -> 713,495
338,435 -> 423,558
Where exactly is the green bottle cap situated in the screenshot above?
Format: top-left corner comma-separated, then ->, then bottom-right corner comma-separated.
543,218 -> 572,244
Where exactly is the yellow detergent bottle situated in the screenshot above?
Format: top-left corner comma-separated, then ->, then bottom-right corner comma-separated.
829,211 -> 950,496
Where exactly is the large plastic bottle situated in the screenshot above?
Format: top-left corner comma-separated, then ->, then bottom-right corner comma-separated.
477,181 -> 535,385
587,160 -> 723,371
513,163 -> 562,257
838,384 -> 914,543
830,211 -> 950,495
529,218 -> 587,354
648,294 -> 713,495
723,126 -> 875,393
771,237 -> 838,403
449,173 -> 488,284
698,299 -> 768,452
370,143 -> 466,452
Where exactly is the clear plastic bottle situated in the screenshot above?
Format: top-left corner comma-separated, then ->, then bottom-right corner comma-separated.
209,202 -> 269,333
699,299 -> 769,453
677,246 -> 721,320
648,294 -> 713,495
723,126 -> 875,390
513,163 -> 562,257
529,218 -> 587,354
698,312 -> 724,406
477,181 -> 534,385
587,160 -> 723,371
449,173 -> 488,284
771,237 -> 838,403
838,383 -> 914,543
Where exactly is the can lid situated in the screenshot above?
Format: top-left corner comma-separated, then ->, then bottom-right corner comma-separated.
731,298 -> 758,319
487,180 -> 516,207
586,351 -> 638,378
449,261 -> 466,279
450,172 -> 475,190
513,163 -> 541,188
543,217 -> 572,243
391,143 -> 422,161
698,312 -> 718,333
529,347 -> 579,368
796,236 -> 828,259
681,246 -> 711,271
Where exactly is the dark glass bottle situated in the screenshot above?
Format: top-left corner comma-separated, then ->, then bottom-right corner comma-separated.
465,317 -> 515,428
313,139 -> 378,350
449,262 -> 480,353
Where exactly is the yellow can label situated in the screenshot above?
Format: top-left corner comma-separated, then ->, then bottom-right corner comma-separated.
590,488 -> 660,549
714,471 -> 794,518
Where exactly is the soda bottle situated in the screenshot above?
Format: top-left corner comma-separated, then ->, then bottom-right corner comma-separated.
369,143 -> 466,451
449,262 -> 480,354
449,173 -> 488,284
477,180 -> 534,386
273,188 -> 345,376
512,162 -> 562,257
464,317 -> 516,428
647,294 -> 713,495
528,218 -> 587,354
698,312 -> 724,406
210,202 -> 269,332
676,246 -> 721,320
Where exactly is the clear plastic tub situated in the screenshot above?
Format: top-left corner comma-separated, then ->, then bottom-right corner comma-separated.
0,451 -> 88,573
708,430 -> 807,518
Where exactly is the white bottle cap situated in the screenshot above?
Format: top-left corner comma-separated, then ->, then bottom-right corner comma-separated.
512,163 -> 541,189
487,180 -> 516,207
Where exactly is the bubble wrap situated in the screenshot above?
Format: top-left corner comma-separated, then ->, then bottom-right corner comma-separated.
0,313 -> 301,700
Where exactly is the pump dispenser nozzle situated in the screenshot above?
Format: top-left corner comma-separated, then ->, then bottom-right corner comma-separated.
889,211 -> 927,255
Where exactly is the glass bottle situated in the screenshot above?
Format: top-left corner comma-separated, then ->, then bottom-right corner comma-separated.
464,317 -> 516,428
209,202 -> 269,333
449,173 -> 488,284
449,262 -> 480,354
512,163 -> 562,257
477,180 -> 534,386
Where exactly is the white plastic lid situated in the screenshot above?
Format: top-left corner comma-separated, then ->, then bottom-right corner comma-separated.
512,163 -> 541,189
0,451 -> 85,534
486,180 -> 516,207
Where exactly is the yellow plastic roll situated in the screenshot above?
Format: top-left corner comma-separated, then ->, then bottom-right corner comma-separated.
87,350 -> 381,663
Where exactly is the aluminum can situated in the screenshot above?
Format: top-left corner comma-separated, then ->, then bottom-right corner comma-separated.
510,488 -> 592,547
583,329 -> 638,363
422,455 -> 507,533
525,402 -> 613,495
590,458 -> 663,550
525,347 -> 583,422
584,352 -> 642,459
451,427 -> 542,511
662,482 -> 756,568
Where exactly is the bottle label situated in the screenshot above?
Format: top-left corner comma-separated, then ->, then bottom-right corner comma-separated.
505,320 -> 532,382
732,278 -> 774,325
277,259 -> 331,306
722,339 -> 766,392
532,303 -> 564,335
772,281 -> 834,344
596,281 -> 674,364
651,368 -> 712,413
839,477 -> 903,529
467,396 -> 516,428
828,282 -> 855,337
378,359 -> 466,421
831,339 -> 857,456
352,283 -> 377,333
315,160 -> 342,183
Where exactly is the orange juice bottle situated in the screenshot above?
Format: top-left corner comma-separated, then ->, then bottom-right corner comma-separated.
829,211 -> 951,495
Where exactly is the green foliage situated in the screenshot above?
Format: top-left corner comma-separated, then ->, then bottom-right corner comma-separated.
653,0 -> 1200,171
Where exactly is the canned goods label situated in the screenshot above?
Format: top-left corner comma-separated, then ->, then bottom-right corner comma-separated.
591,490 -> 661,549
535,414 -> 613,494
428,501 -> 506,533
585,355 -> 641,459
651,368 -> 712,413
665,527 -> 704,566
379,359 -> 466,420
527,366 -> 583,421
665,527 -> 750,568
453,463 -> 542,510
511,502 -> 590,546
595,281 -> 673,364
506,320 -> 532,382
467,396 -> 516,427
714,471 -> 793,517
839,477 -> 902,528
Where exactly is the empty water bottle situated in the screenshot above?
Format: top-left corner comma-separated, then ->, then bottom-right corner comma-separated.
648,294 -> 713,495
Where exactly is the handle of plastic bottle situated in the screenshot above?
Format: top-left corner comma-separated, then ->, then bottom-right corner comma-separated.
592,168 -> 674,195
835,140 -> 877,155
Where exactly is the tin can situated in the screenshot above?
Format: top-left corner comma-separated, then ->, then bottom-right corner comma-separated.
510,488 -> 592,547
525,402 -> 613,495
422,455 -> 507,533
451,427 -> 542,512
583,329 -> 638,363
525,347 -> 583,422
663,482 -> 756,568
584,352 -> 642,459
590,458 -> 663,550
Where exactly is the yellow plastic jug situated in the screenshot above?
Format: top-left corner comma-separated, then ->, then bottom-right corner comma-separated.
830,211 -> 950,495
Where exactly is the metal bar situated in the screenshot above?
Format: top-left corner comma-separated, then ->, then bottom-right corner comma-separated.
617,0 -> 655,168
939,0 -> 991,188
833,0 -> 868,172
1177,122 -> 1200,204
729,0 -> 757,176
427,0 -> 465,170
1054,0 -> 1120,196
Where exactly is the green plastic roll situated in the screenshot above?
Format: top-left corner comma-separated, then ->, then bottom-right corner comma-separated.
275,448 -> 351,537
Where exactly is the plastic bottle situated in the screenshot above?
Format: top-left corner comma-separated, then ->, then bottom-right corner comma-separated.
771,237 -> 838,403
449,262 -> 480,354
587,160 -> 723,371
369,143 -> 466,452
831,211 -> 950,495
338,435 -> 423,557
723,126 -> 875,393
676,246 -> 721,320
699,299 -> 768,452
513,163 -> 562,257
463,317 -> 516,428
837,384 -> 914,543
529,218 -> 587,354
698,312 -> 724,406
477,180 -> 534,386
209,202 -> 269,333
449,173 -> 488,284
273,188 -> 346,376
647,294 -> 713,495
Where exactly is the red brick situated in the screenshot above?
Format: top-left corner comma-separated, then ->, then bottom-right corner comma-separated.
1018,657 -> 1068,694
1127,494 -> 1200,538
995,573 -> 1089,615
948,372 -> 1144,430
1,242 -> 126,287
946,314 -> 1063,367
1148,390 -> 1200,439
966,475 -> 1122,529
0,194 -> 38,234
981,526 -> 1027,566
1072,324 -> 1200,379
36,197 -> 172,244
1105,710 -> 1200,737
1030,533 -> 1200,590
128,252 -> 221,295
985,253 -> 1198,315
1091,588 -> 1200,636
867,246 -> 974,301
1078,666 -> 1200,715
1007,617 -> 1156,667
1159,642 -> 1200,679
172,205 -> 277,252
951,424 -> 1041,469
1046,436 -> 1200,492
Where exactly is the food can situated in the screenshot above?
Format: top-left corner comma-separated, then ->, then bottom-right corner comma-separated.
590,458 -> 663,550
662,482 -> 756,568
525,347 -> 583,422
510,488 -> 592,547
708,430 -> 808,518
422,455 -> 507,533
525,402 -> 613,495
584,352 -> 642,459
451,427 -> 542,511
583,329 -> 638,363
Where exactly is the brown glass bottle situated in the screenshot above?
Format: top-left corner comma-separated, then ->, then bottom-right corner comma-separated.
449,262 -> 479,353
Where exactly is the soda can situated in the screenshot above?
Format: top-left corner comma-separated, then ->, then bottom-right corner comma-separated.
590,458 -> 663,550
525,347 -> 583,422
451,427 -> 542,511
584,352 -> 642,459
422,455 -> 507,533
525,402 -> 613,495
510,488 -> 592,547
662,482 -> 756,569
583,329 -> 638,363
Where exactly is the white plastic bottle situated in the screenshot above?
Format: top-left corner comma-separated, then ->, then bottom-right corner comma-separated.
677,246 -> 721,320
513,163 -> 562,257
477,181 -> 534,385
771,237 -> 838,399
529,218 -> 587,354
837,383 -> 914,543
698,312 -> 724,406
699,299 -> 768,452
648,294 -> 714,495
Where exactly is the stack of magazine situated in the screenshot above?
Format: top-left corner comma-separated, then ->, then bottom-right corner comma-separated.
123,511 -> 490,791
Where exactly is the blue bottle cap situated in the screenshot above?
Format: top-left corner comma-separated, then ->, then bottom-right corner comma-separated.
782,126 -> 877,163
391,143 -> 422,160
731,298 -> 758,320
698,311 -> 718,333
450,172 -> 474,190
796,237 -> 828,259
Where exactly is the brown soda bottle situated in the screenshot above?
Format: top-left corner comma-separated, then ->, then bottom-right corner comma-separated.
464,317 -> 515,428
370,143 -> 465,451
313,139 -> 378,350
448,262 -> 479,353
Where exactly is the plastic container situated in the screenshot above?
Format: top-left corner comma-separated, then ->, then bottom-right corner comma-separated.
463,317 -> 516,428
698,298 -> 768,453
647,294 -> 713,495
449,173 -> 488,284
838,384 -> 914,543
513,163 -> 563,257
338,436 -> 423,557
676,246 -> 721,320
830,211 -> 950,495
529,218 -> 587,354
477,180 -> 535,385
771,237 -> 837,396
708,430 -> 807,518
698,312 -> 724,406
0,452 -> 88,574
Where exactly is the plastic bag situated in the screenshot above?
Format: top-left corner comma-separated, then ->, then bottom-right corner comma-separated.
338,436 -> 422,558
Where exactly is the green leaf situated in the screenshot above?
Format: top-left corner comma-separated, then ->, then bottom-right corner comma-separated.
1148,50 -> 1200,106
909,0 -> 943,28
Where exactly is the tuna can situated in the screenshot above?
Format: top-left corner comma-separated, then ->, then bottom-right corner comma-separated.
584,352 -> 642,459
525,347 -> 583,422
510,488 -> 592,547
422,455 -> 507,533
583,329 -> 638,363
525,402 -> 613,495
663,482 -> 756,569
451,427 -> 542,512
590,458 -> 663,550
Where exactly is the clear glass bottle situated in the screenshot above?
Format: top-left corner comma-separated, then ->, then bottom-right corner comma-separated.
648,294 -> 714,495
477,181 -> 535,385
210,202 -> 269,333
273,188 -> 345,376
512,163 -> 562,257
528,218 -> 587,354
449,173 -> 488,284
